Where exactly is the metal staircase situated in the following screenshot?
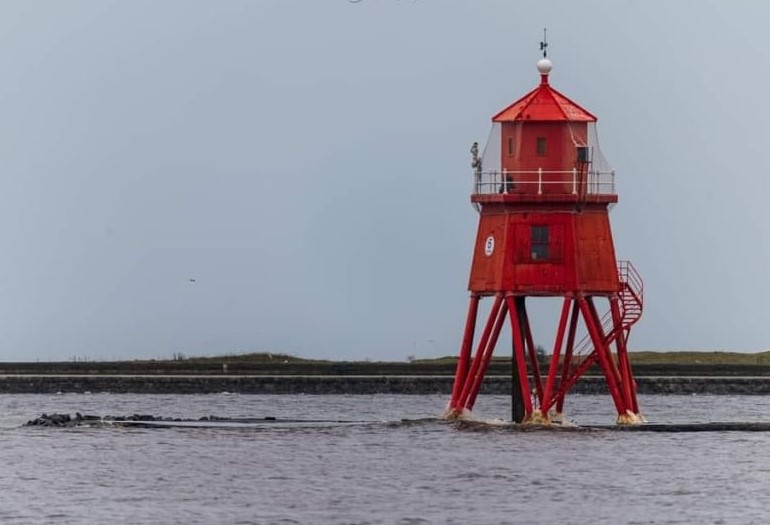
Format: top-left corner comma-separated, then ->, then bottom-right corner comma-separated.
546,261 -> 644,415
617,260 -> 643,331
570,260 -> 643,358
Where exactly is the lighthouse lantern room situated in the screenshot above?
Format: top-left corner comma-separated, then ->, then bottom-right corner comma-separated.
448,51 -> 644,425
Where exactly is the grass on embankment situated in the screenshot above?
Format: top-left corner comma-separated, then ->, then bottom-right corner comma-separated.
3,351 -> 770,376
219,351 -> 770,367
411,351 -> 770,366
627,351 -> 770,365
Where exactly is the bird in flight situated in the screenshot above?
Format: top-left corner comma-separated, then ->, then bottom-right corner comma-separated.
188,278 -> 196,283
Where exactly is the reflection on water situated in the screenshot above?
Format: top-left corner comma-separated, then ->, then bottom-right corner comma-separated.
1,394 -> 770,524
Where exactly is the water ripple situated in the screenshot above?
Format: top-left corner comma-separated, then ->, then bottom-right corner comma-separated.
1,394 -> 770,524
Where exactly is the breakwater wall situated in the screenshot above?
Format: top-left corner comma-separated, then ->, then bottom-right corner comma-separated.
1,375 -> 769,395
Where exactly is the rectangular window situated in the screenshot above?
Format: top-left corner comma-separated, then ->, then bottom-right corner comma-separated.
507,137 -> 515,156
531,225 -> 549,260
536,137 -> 547,156
577,146 -> 590,163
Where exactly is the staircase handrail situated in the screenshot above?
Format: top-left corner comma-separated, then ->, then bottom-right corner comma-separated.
568,261 -> 643,365
618,260 -> 643,303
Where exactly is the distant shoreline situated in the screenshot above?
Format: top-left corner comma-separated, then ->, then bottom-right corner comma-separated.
3,350 -> 770,377
2,352 -> 769,395
0,374 -> 768,395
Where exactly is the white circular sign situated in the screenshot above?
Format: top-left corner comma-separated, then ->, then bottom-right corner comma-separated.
484,235 -> 495,256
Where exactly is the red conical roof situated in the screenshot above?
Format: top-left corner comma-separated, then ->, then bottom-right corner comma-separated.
492,64 -> 596,123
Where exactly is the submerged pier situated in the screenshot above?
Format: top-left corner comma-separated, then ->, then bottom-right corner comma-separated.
24,413 -> 770,433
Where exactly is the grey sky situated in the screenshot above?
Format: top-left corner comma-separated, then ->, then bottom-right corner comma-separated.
0,1 -> 766,361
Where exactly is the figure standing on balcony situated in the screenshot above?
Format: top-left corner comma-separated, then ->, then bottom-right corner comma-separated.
470,141 -> 482,182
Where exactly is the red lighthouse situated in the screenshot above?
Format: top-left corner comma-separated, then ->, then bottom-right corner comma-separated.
447,55 -> 644,424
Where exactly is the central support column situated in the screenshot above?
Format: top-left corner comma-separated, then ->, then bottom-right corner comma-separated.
507,295 -> 532,423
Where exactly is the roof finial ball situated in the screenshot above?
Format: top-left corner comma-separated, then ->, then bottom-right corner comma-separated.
537,58 -> 553,75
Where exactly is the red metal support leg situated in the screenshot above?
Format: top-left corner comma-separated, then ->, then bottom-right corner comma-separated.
454,295 -> 505,412
579,297 -> 628,417
555,299 -> 579,414
542,297 -> 572,416
506,295 -> 533,421
625,350 -> 640,416
610,296 -> 640,416
465,299 -> 509,411
587,297 -> 623,390
449,294 -> 480,409
520,300 -> 544,408
550,352 -> 597,412
609,296 -> 634,413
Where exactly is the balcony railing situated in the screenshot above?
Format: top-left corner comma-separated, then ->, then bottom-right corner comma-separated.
473,168 -> 616,196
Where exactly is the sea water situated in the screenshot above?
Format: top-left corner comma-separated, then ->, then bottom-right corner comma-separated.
1,393 -> 769,524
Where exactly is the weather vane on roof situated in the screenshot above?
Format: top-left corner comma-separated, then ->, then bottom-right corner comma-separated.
540,28 -> 548,58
